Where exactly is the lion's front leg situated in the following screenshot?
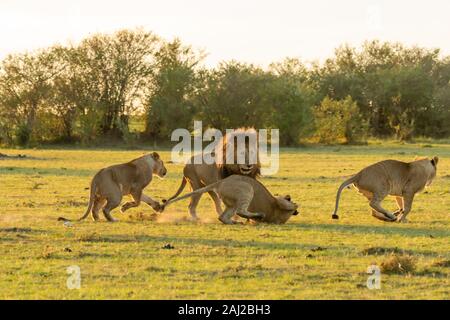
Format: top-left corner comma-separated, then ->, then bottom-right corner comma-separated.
120,201 -> 138,213
396,193 -> 414,223
393,196 -> 404,216
121,189 -> 143,213
141,193 -> 161,211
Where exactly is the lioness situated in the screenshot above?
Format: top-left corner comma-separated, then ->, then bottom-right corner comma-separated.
332,156 -> 439,223
161,175 -> 299,224
58,152 -> 167,222
165,128 -> 260,219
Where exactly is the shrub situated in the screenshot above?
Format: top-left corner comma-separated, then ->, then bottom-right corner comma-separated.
15,124 -> 32,146
313,96 -> 368,144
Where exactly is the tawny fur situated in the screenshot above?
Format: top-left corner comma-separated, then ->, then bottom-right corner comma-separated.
165,128 -> 261,220
58,152 -> 167,222
161,175 -> 299,224
332,156 -> 439,223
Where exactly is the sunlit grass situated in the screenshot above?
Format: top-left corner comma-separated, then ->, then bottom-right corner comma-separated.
0,143 -> 449,299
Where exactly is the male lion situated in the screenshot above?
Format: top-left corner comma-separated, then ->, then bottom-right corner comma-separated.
58,152 -> 167,222
165,128 -> 261,220
332,156 -> 439,223
161,175 -> 299,224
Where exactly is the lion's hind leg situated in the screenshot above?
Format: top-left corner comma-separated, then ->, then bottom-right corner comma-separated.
371,209 -> 396,222
219,207 -> 238,224
231,193 -> 259,222
186,179 -> 203,220
103,192 -> 122,222
369,193 -> 396,222
208,191 -> 223,216
236,210 -> 264,220
92,198 -> 106,221
235,198 -> 264,220
363,191 -> 394,222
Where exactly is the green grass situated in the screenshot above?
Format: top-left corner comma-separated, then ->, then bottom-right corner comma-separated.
0,143 -> 449,299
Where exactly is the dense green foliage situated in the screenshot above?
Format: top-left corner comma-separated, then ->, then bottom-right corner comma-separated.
313,96 -> 368,144
0,29 -> 449,146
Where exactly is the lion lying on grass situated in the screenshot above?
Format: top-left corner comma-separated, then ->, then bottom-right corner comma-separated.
58,152 -> 167,222
160,175 -> 299,224
332,156 -> 439,222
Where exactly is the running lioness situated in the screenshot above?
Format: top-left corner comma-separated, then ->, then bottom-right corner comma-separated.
332,156 -> 439,222
58,152 -> 167,222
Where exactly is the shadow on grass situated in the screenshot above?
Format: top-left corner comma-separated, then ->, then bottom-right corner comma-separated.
0,227 -> 47,234
0,166 -> 93,177
74,232 -> 443,258
291,222 -> 450,238
77,233 -> 342,252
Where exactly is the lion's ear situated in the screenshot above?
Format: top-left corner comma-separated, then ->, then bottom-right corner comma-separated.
277,197 -> 296,211
151,152 -> 160,160
431,156 -> 439,166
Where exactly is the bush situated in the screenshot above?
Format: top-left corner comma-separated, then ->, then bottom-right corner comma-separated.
313,96 -> 368,144
15,124 -> 32,146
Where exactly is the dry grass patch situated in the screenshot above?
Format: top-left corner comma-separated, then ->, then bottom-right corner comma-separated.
380,254 -> 417,274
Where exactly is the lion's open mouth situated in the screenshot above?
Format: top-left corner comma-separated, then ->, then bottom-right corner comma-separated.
239,166 -> 254,174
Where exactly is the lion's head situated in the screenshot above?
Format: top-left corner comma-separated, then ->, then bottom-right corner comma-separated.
274,195 -> 299,222
147,152 -> 167,178
216,128 -> 261,179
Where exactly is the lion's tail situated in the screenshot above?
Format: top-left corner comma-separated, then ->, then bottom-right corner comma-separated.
331,175 -> 358,220
161,180 -> 221,211
58,178 -> 97,222
164,176 -> 188,203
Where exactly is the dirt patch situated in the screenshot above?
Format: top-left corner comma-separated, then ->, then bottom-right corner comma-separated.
128,212 -> 159,221
155,212 -> 215,224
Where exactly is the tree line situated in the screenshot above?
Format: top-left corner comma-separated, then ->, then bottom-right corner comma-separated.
0,28 -> 449,147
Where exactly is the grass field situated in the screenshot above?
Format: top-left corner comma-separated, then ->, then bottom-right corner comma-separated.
0,142 -> 449,299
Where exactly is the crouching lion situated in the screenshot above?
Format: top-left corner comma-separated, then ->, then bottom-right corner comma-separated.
160,175 -> 299,224
165,128 -> 261,220
332,156 -> 439,223
58,152 -> 167,222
